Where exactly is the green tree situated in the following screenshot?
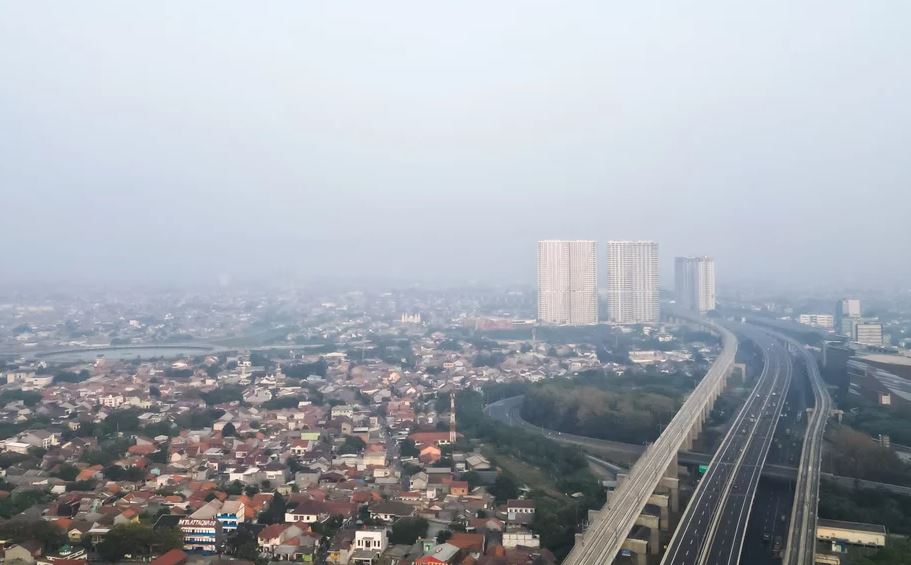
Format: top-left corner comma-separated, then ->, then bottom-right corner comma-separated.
338,435 -> 366,455
225,480 -> 245,495
222,422 -> 236,437
0,520 -> 66,551
97,524 -> 182,561
488,475 -> 519,503
462,471 -> 481,489
52,463 -> 80,482
399,439 -> 419,458
436,530 -> 453,544
257,492 -> 286,524
389,517 -> 429,545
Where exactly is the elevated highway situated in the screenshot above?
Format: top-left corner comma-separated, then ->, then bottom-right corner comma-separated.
662,327 -> 792,565
558,313 -> 738,565
780,333 -> 832,565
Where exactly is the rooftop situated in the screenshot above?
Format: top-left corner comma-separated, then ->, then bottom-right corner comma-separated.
817,519 -> 887,534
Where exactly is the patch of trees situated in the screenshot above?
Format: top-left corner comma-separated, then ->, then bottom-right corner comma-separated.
104,465 -> 146,482
164,368 -> 193,379
825,426 -> 911,486
257,492 -> 287,524
842,398 -> 911,446
0,520 -> 66,550
522,383 -> 678,444
487,475 -> 519,502
473,351 -> 506,368
0,489 -> 52,519
389,517 -> 428,545
96,524 -> 183,561
338,435 -> 366,455
820,480 -> 911,535
66,480 -> 97,491
0,390 -> 42,407
81,438 -> 133,466
848,538 -> 911,564
263,396 -> 306,410
98,409 -> 142,435
399,439 -> 419,458
456,387 -> 604,524
54,370 -> 91,383
52,463 -> 80,481
142,420 -> 177,438
175,408 -> 225,430
200,385 -> 246,406
249,351 -> 272,368
282,359 -> 328,379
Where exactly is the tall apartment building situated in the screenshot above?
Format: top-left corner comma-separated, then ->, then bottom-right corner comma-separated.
835,298 -> 862,336
606,241 -> 659,324
536,240 -> 598,325
674,256 -> 716,313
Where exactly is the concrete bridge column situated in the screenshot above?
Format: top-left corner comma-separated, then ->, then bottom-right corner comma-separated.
647,493 -> 670,529
588,509 -> 600,524
635,513 -> 661,555
666,453 -> 679,479
621,539 -> 648,565
682,431 -> 693,451
659,476 -> 680,513
733,362 -> 746,384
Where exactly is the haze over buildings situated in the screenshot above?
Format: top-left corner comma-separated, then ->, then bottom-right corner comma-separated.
674,257 -> 716,313
1,2 -> 910,288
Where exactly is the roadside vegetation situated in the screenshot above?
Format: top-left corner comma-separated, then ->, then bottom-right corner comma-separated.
824,425 -> 911,486
520,369 -> 695,444
457,387 -> 606,561
820,480 -> 911,536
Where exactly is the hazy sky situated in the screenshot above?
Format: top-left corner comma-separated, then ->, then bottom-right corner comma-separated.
2,1 -> 909,289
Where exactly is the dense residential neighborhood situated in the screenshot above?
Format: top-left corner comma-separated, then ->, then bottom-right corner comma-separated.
0,289 -> 720,565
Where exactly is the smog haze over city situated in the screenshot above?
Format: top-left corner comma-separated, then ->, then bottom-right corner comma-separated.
2,1 -> 909,290
2,4 -> 911,565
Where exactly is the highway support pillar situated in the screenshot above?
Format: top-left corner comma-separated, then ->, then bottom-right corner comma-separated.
733,362 -> 747,384
620,539 -> 648,565
647,493 -> 670,530
587,509 -> 600,524
635,513 -> 661,555
659,476 -> 680,513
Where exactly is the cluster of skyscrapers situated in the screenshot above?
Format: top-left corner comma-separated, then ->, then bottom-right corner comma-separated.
536,240 -> 715,325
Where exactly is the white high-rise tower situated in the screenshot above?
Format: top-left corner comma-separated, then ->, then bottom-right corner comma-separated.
675,256 -> 716,313
537,240 -> 598,325
606,241 -> 659,324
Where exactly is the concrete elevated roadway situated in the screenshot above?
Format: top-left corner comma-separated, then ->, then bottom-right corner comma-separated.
558,313 -> 738,565
780,333 -> 832,565
662,327 -> 792,565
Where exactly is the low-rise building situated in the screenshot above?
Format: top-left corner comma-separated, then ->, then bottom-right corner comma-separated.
178,518 -> 222,553
816,519 -> 886,548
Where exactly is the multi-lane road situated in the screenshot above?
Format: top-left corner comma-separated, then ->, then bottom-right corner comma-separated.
486,319 -> 830,565
662,327 -> 792,565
